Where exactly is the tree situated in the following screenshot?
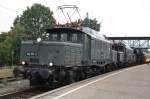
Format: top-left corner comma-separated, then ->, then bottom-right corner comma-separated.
0,33 -> 8,42
0,31 -> 21,65
11,3 -> 56,39
81,13 -> 101,31
0,36 -> 13,65
11,16 -> 26,38
7,3 -> 56,65
0,4 -> 56,65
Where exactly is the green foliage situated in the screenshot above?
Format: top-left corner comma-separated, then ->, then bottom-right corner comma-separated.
11,16 -> 26,38
11,3 -> 56,39
0,32 -> 21,65
0,33 -> 7,42
0,3 -> 56,65
81,14 -> 101,31
0,36 -> 13,64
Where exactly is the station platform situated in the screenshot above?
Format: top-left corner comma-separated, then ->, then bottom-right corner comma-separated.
31,64 -> 150,99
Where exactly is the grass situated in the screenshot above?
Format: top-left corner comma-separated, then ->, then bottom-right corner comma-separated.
0,67 -> 14,79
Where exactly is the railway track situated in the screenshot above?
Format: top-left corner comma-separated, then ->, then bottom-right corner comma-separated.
0,87 -> 50,99
0,65 -> 137,99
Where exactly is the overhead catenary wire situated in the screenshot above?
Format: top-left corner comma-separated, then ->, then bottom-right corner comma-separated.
0,4 -> 17,13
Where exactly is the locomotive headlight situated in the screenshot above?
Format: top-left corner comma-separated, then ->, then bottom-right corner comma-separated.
22,61 -> 25,65
37,37 -> 42,43
49,62 -> 53,66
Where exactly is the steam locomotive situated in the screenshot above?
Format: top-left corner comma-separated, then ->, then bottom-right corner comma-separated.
14,26 -> 144,87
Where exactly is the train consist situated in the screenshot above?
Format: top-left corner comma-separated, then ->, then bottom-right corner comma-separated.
13,26 -> 144,87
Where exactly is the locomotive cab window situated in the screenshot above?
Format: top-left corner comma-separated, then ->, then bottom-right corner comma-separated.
67,33 -> 83,43
48,32 -> 83,43
60,33 -> 67,41
49,33 -> 68,41
69,33 -> 78,43
49,33 -> 60,41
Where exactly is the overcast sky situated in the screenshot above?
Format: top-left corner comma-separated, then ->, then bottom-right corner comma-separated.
0,0 -> 150,36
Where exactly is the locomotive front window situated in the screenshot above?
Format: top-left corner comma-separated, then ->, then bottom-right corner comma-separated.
49,34 -> 59,41
26,52 -> 30,56
60,33 -> 67,41
72,33 -> 78,42
47,32 -> 83,43
26,52 -> 38,56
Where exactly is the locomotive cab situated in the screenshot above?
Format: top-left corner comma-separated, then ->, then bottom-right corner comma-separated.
20,28 -> 83,67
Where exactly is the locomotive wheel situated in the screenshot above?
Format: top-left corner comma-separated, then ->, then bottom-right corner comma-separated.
79,71 -> 86,80
86,68 -> 93,78
93,67 -> 100,76
114,63 -> 119,70
101,67 -> 106,74
95,67 -> 101,75
111,64 -> 116,71
30,76 -> 37,86
74,71 -> 81,81
68,70 -> 75,83
47,74 -> 59,89
58,70 -> 67,86
105,65 -> 112,72
13,67 -> 24,77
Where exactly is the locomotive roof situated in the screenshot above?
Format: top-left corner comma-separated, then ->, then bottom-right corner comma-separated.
82,27 -> 111,43
46,27 -> 82,33
46,27 -> 111,43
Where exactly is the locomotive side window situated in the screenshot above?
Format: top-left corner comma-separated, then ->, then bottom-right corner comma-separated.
77,33 -> 83,43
